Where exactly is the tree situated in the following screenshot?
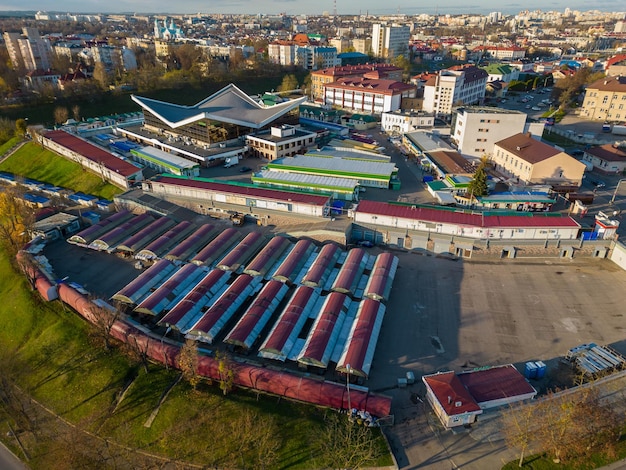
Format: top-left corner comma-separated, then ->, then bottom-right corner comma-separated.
312,412 -> 383,470
178,338 -> 200,390
92,62 -> 110,89
504,385 -> 623,465
277,73 -> 298,93
71,105 -> 81,122
0,186 -> 35,256
502,400 -> 540,467
88,299 -> 120,351
15,118 -> 28,137
466,156 -> 489,200
216,350 -> 234,396
53,106 -> 69,125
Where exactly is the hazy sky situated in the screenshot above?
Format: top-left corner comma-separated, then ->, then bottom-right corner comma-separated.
0,1 -> 623,16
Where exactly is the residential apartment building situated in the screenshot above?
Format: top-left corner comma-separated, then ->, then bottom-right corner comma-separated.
351,38 -> 372,55
3,28 -> 53,72
297,46 -> 340,70
92,45 -> 138,72
493,133 -> 585,186
452,107 -> 527,158
310,64 -> 403,101
268,42 -> 296,66
422,66 -> 488,117
580,76 -> 626,121
245,125 -> 317,161
371,23 -> 410,59
323,78 -> 416,114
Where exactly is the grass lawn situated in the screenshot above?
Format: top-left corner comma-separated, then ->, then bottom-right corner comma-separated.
0,247 -> 393,468
0,142 -> 122,200
0,136 -> 22,156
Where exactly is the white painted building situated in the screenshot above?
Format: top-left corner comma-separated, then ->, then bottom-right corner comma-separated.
422,66 -> 488,116
324,78 -> 416,114
381,110 -> 435,134
452,107 -> 527,158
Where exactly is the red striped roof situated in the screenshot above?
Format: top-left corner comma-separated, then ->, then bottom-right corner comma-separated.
153,175 -> 330,206
357,200 -> 580,228
45,130 -> 141,178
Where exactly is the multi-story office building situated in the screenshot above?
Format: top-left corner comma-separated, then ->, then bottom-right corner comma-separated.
371,23 -> 410,59
452,107 -> 527,158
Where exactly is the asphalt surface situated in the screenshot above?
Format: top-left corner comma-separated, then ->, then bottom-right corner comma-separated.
369,253 -> 626,469
0,441 -> 27,470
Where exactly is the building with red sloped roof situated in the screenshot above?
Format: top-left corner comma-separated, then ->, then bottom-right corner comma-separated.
422,371 -> 483,428
582,143 -> 626,175
493,133 -> 586,186
423,364 -> 536,428
311,64 -> 403,101
457,364 -> 537,409
323,77 -> 417,114
353,200 -> 581,253
41,130 -> 143,189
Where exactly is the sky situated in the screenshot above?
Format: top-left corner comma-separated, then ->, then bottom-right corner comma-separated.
0,0 -> 623,16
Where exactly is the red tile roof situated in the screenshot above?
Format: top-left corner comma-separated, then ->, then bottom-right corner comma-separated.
457,365 -> 536,404
327,77 -> 415,96
44,130 -> 141,178
356,200 -> 580,229
423,372 -> 481,416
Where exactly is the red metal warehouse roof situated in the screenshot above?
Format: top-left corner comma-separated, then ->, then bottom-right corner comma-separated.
357,200 -> 580,228
152,175 -> 331,206
457,364 -> 536,405
45,130 -> 141,178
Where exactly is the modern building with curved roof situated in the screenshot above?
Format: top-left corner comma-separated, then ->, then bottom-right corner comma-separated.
131,83 -> 307,147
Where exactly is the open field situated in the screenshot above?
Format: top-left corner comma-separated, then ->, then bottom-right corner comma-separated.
0,142 -> 123,200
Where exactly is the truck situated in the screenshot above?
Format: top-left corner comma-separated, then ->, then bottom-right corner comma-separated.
223,156 -> 239,168
613,123 -> 626,136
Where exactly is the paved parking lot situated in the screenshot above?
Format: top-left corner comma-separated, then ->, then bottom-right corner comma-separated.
371,251 -> 626,469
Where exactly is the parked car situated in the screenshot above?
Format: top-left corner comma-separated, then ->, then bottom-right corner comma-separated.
357,240 -> 374,247
590,179 -> 606,188
239,166 -> 252,173
531,106 -> 541,111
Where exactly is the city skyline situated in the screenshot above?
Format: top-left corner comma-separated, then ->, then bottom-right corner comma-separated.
0,1 -> 624,16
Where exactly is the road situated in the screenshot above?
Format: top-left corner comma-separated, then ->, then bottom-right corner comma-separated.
0,441 -> 27,470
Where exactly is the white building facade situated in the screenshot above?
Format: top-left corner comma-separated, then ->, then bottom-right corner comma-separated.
452,107 -> 527,158
372,24 -> 411,59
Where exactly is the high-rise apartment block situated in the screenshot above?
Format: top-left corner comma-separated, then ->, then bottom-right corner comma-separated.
3,27 -> 53,72
371,24 -> 410,59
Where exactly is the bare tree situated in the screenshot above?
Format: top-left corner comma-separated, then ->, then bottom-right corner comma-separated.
124,333 -> 150,373
502,400 -> 540,467
53,106 -> 69,125
178,338 -> 200,390
71,104 -> 81,122
312,412 -> 383,470
87,299 -> 120,351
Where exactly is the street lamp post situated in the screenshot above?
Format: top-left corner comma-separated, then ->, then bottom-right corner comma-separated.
610,179 -> 626,205
346,364 -> 352,416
